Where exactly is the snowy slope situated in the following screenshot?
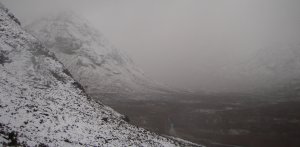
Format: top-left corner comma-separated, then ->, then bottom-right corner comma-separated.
0,3 -> 201,147
26,12 -> 170,95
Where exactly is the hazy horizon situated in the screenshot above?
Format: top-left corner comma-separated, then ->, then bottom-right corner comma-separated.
3,0 -> 300,92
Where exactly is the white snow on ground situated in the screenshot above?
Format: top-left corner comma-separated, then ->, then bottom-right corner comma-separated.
0,3 -> 202,147
26,12 -> 171,95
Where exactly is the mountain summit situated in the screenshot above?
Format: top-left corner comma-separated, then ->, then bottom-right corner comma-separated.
26,12 -> 169,95
0,3 -> 200,147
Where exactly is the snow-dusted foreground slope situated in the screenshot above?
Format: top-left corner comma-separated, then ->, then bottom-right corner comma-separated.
0,3 -> 201,147
26,12 -> 169,95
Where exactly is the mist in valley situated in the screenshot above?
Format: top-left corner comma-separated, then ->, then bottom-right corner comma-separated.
2,0 -> 300,147
5,0 -> 300,93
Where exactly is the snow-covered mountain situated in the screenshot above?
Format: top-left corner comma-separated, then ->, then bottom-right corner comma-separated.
211,43 -> 300,95
237,44 -> 300,96
0,3 -> 201,146
25,12 -> 169,95
242,44 -> 300,81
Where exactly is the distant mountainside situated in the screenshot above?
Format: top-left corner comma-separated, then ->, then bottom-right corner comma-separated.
25,12 -> 170,95
242,44 -> 300,97
0,3 -> 200,146
245,44 -> 300,80
212,44 -> 300,97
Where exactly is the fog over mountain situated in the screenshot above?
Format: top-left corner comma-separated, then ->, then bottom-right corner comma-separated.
2,1 -> 300,147
25,12 -> 168,94
3,0 -> 300,92
0,2 -> 200,146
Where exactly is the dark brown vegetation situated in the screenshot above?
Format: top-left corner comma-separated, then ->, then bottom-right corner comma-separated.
93,92 -> 300,147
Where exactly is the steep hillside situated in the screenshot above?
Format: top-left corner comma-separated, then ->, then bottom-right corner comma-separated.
26,12 -> 169,95
0,3 -> 200,147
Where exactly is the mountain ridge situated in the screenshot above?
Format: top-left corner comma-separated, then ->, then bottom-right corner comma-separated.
0,3 -> 201,147
25,12 -> 171,95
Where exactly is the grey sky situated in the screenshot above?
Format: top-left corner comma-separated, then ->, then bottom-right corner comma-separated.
2,0 -> 300,91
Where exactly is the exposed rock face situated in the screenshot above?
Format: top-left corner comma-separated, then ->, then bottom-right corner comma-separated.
0,3 -> 201,147
26,12 -> 169,95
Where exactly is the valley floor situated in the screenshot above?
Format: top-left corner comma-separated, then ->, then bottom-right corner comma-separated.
92,93 -> 300,147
